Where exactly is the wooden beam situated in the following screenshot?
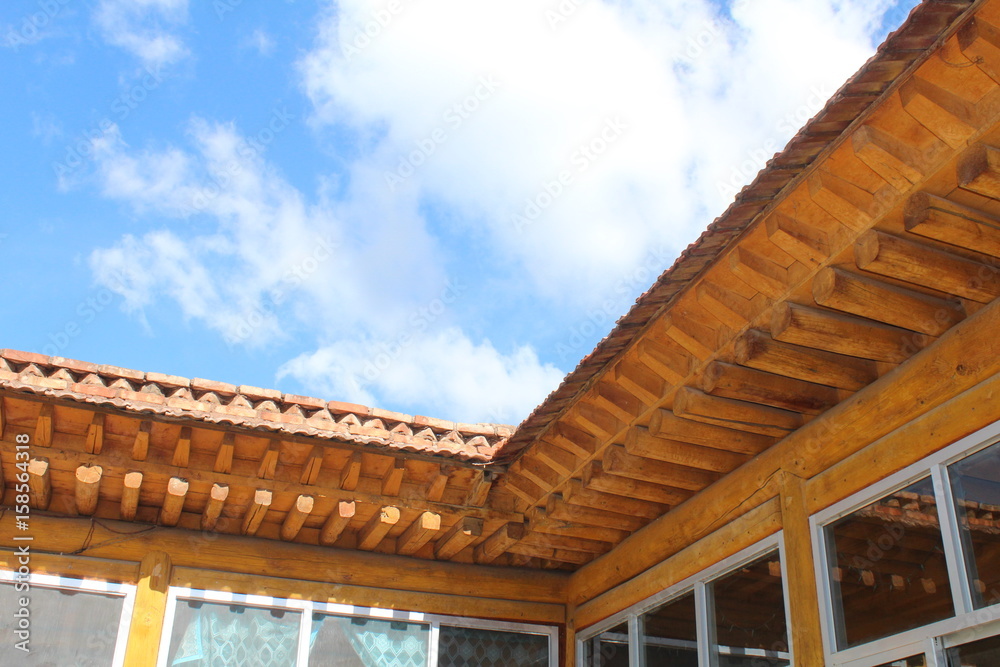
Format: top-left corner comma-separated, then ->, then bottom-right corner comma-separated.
813,266 -> 965,336
425,464 -> 453,502
464,469 -> 493,507
701,361 -> 840,415
214,432 -> 234,473
535,441 -> 578,478
75,464 -> 102,516
396,510 -> 441,555
299,446 -> 323,485
475,522 -> 525,564
201,483 -> 229,531
172,426 -> 192,468
564,478 -> 672,519
280,494 -> 314,542
85,413 -> 105,455
516,456 -> 561,492
159,477 -> 189,527
905,192 -> 1000,258
0,396 -> 5,439
808,169 -> 880,232
959,143 -> 1000,200
381,459 -> 406,496
733,329 -> 877,391
121,471 -> 143,521
504,472 -> 545,506
674,386 -> 803,438
435,516 -> 484,560
527,506 -> 630,544
28,458 -> 51,510
132,420 -> 151,460
593,381 -> 646,424
772,301 -> 930,363
851,124 -> 928,190
614,359 -> 665,405
635,337 -> 692,384
779,472 -> 825,666
624,426 -> 748,474
241,489 -> 272,536
123,551 -> 172,667
855,230 -> 1000,303
357,506 -> 400,550
602,444 -> 719,492
648,409 -> 774,455
35,404 -> 52,447
547,422 -> 599,459
319,499 -> 356,546
340,451 -> 363,491
765,212 -> 832,270
899,75 -> 979,149
520,530 -> 612,555
257,439 -> 280,479
508,542 -> 592,566
582,461 -> 690,505
730,246 -> 791,298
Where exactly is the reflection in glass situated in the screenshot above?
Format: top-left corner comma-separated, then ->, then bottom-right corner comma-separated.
437,626 -> 548,667
946,632 -> 1000,666
711,553 -> 790,666
166,600 -> 301,666
873,656 -> 925,667
309,614 -> 428,666
0,583 -> 126,665
583,622 -> 628,667
825,476 -> 954,649
640,591 -> 698,666
949,439 -> 1000,609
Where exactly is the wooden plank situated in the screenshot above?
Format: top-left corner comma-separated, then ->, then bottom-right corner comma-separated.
435,516 -> 484,560
855,229 -> 1000,302
172,426 -> 192,468
772,301 -> 930,363
959,16 -> 1000,85
516,456 -> 561,492
280,494 -> 314,542
807,169 -> 878,232
899,75 -> 979,149
664,313 -> 719,361
635,337 -> 692,385
396,511 -> 442,556
730,246 -> 791,298
648,409 -> 775,455
340,451 -> 363,491
813,266 -> 965,336
613,359 -> 665,405
132,420 -> 151,460
504,472 -> 545,506
120,471 -> 143,521
697,278 -> 759,328
319,499 -> 356,546
593,381 -> 646,424
508,542 -> 592,566
624,426 -> 748,474
602,445 -> 719,492
905,192 -> 1000,258
0,513 -> 569,605
780,471 -> 828,666
582,461 -> 691,506
475,522 -> 525,564
674,386 -> 803,438
299,446 -> 324,485
358,505 -> 400,551
214,432 -> 234,473
36,404 -> 52,447
733,329 -> 878,391
257,439 -> 280,479
123,551 -> 172,667
851,124 -> 928,190
701,361 -> 841,415
959,143 -> 1000,200
159,477 -> 189,527
85,413 -> 105,455
464,469 -> 493,507
527,506 -> 630,544
28,457 -> 51,510
547,422 -> 599,459
765,211 -> 834,270
563,478 -> 672,519
425,464 -> 453,502
201,482 -> 229,531
535,441 -> 579,478
75,464 -> 102,516
241,489 -> 272,536
381,459 -> 406,496
520,531 -> 612,555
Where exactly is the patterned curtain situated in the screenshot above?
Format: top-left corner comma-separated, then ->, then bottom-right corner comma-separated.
170,603 -> 301,667
311,615 -> 428,667
437,626 -> 549,667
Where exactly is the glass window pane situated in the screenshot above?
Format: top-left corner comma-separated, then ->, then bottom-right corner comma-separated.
641,591 -> 698,666
711,553 -> 789,667
949,440 -> 1000,609
825,476 -> 954,649
166,600 -> 301,666
437,626 -> 548,667
583,621 -> 628,667
946,632 -> 1000,666
0,582 -> 126,665
309,614 -> 428,667
873,656 -> 925,667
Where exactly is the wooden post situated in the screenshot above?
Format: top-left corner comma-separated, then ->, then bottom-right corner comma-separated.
778,471 -> 825,666
564,603 -> 576,667
124,551 -> 172,667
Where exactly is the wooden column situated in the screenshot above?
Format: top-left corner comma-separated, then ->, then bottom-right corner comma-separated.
778,471 -> 825,667
124,550 -> 172,667
563,603 -> 576,667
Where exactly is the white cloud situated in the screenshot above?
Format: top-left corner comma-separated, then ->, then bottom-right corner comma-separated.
94,0 -> 189,68
246,28 -> 276,56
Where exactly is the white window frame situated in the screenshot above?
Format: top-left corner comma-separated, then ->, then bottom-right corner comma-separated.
0,570 -> 136,667
158,585 -> 558,667
811,418 -> 1000,667
576,532 -> 792,666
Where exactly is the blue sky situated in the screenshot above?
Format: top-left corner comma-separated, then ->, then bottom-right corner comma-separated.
1,0 -> 919,425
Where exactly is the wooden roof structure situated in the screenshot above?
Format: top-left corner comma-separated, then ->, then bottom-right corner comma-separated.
5,0 -> 1000,644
